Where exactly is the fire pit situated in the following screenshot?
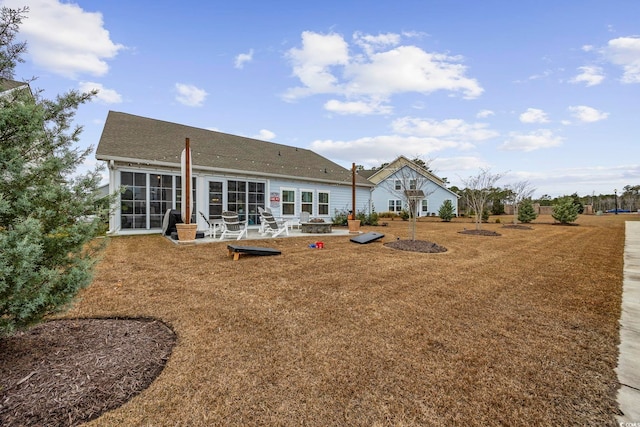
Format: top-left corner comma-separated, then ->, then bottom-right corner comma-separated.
301,222 -> 332,233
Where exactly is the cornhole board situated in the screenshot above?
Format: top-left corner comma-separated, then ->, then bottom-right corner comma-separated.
350,232 -> 385,244
227,245 -> 281,261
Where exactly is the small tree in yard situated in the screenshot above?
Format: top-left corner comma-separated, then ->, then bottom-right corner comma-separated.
383,157 -> 435,240
461,168 -> 503,230
518,198 -> 538,223
506,180 -> 536,224
552,196 -> 579,224
0,7 -> 107,336
438,199 -> 455,222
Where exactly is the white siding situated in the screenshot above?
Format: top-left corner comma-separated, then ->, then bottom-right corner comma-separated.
369,167 -> 458,217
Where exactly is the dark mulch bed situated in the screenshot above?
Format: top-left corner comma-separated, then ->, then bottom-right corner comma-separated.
0,318 -> 176,427
502,224 -> 533,230
458,229 -> 502,236
384,239 -> 447,253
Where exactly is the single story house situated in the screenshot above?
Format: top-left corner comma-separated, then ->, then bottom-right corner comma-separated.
359,156 -> 459,217
96,111 -> 374,235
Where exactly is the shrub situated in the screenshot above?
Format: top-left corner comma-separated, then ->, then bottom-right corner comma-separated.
518,199 -> 538,223
399,209 -> 410,221
438,200 -> 455,222
552,196 -> 579,224
331,208 -> 349,226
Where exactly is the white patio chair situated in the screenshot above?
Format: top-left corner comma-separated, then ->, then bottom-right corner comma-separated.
288,211 -> 310,230
219,211 -> 247,240
260,211 -> 289,237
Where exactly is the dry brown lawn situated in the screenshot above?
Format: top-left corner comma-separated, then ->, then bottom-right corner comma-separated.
63,215 -> 629,425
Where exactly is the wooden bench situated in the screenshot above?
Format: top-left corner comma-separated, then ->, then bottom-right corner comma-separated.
227,245 -> 281,261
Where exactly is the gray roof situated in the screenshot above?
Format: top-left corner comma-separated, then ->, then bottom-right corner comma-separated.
0,79 -> 28,92
96,111 -> 372,186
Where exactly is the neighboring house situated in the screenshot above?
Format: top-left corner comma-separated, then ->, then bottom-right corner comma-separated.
360,156 -> 459,217
0,79 -> 30,98
96,111 -> 373,235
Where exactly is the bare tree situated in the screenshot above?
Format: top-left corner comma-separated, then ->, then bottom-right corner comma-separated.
506,180 -> 536,224
383,158 -> 436,240
461,168 -> 504,230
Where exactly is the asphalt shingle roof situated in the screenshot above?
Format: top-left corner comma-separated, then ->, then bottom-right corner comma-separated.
96,111 -> 372,186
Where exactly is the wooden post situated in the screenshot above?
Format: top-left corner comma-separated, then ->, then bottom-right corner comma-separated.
352,162 -> 356,217
184,138 -> 191,224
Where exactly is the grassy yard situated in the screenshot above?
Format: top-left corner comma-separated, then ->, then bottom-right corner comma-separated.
68,214 -> 630,426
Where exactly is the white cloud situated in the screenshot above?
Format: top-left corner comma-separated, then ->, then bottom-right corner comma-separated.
253,129 -> 276,140
582,45 -> 595,52
353,31 -> 401,55
476,109 -> 494,118
391,117 -> 498,142
283,31 -> 349,100
604,36 -> 640,83
3,0 -> 124,78
310,134 -> 461,166
234,49 -> 254,69
175,83 -> 208,107
568,105 -> 609,122
78,81 -> 122,104
283,31 -> 483,114
310,116 -> 497,165
570,65 -> 605,86
499,129 -> 564,152
324,99 -> 392,115
519,108 -> 550,124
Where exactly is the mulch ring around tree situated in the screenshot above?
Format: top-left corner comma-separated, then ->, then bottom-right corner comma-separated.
384,239 -> 448,253
458,229 -> 502,236
0,318 -> 176,427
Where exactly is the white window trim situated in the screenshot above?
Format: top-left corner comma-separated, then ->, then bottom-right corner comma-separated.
280,187 -> 296,217
301,188 -> 314,216
388,199 -> 403,212
318,190 -> 330,216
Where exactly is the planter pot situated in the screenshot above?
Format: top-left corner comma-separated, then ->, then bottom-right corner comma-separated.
176,223 -> 197,241
347,219 -> 361,233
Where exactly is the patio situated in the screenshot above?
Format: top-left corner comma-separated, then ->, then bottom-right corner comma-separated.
167,224 -> 353,245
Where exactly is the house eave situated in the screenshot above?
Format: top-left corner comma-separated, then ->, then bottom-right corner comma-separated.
97,154 -> 374,188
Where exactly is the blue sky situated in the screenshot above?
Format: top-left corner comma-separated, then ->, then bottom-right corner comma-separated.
4,0 -> 639,197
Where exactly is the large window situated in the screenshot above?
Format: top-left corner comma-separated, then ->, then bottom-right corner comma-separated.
149,174 -> 174,228
228,180 -> 265,225
318,191 -> 329,215
281,189 -> 295,215
247,182 -> 265,225
388,199 -> 403,212
301,190 -> 313,214
121,172 -> 147,229
208,181 -> 223,220
227,180 -> 246,220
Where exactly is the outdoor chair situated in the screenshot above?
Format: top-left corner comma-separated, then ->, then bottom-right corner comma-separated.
260,211 -> 289,238
288,211 -> 310,230
219,211 -> 247,240
258,206 -> 287,233
199,211 -> 223,239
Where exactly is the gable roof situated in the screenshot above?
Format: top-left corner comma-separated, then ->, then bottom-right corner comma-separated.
364,155 -> 446,186
363,155 -> 460,198
0,79 -> 28,92
0,79 -> 31,99
96,111 -> 372,186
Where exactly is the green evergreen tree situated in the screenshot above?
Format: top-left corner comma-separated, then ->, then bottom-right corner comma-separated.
552,196 -> 579,224
0,7 -> 106,336
517,198 -> 538,223
438,199 -> 455,222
